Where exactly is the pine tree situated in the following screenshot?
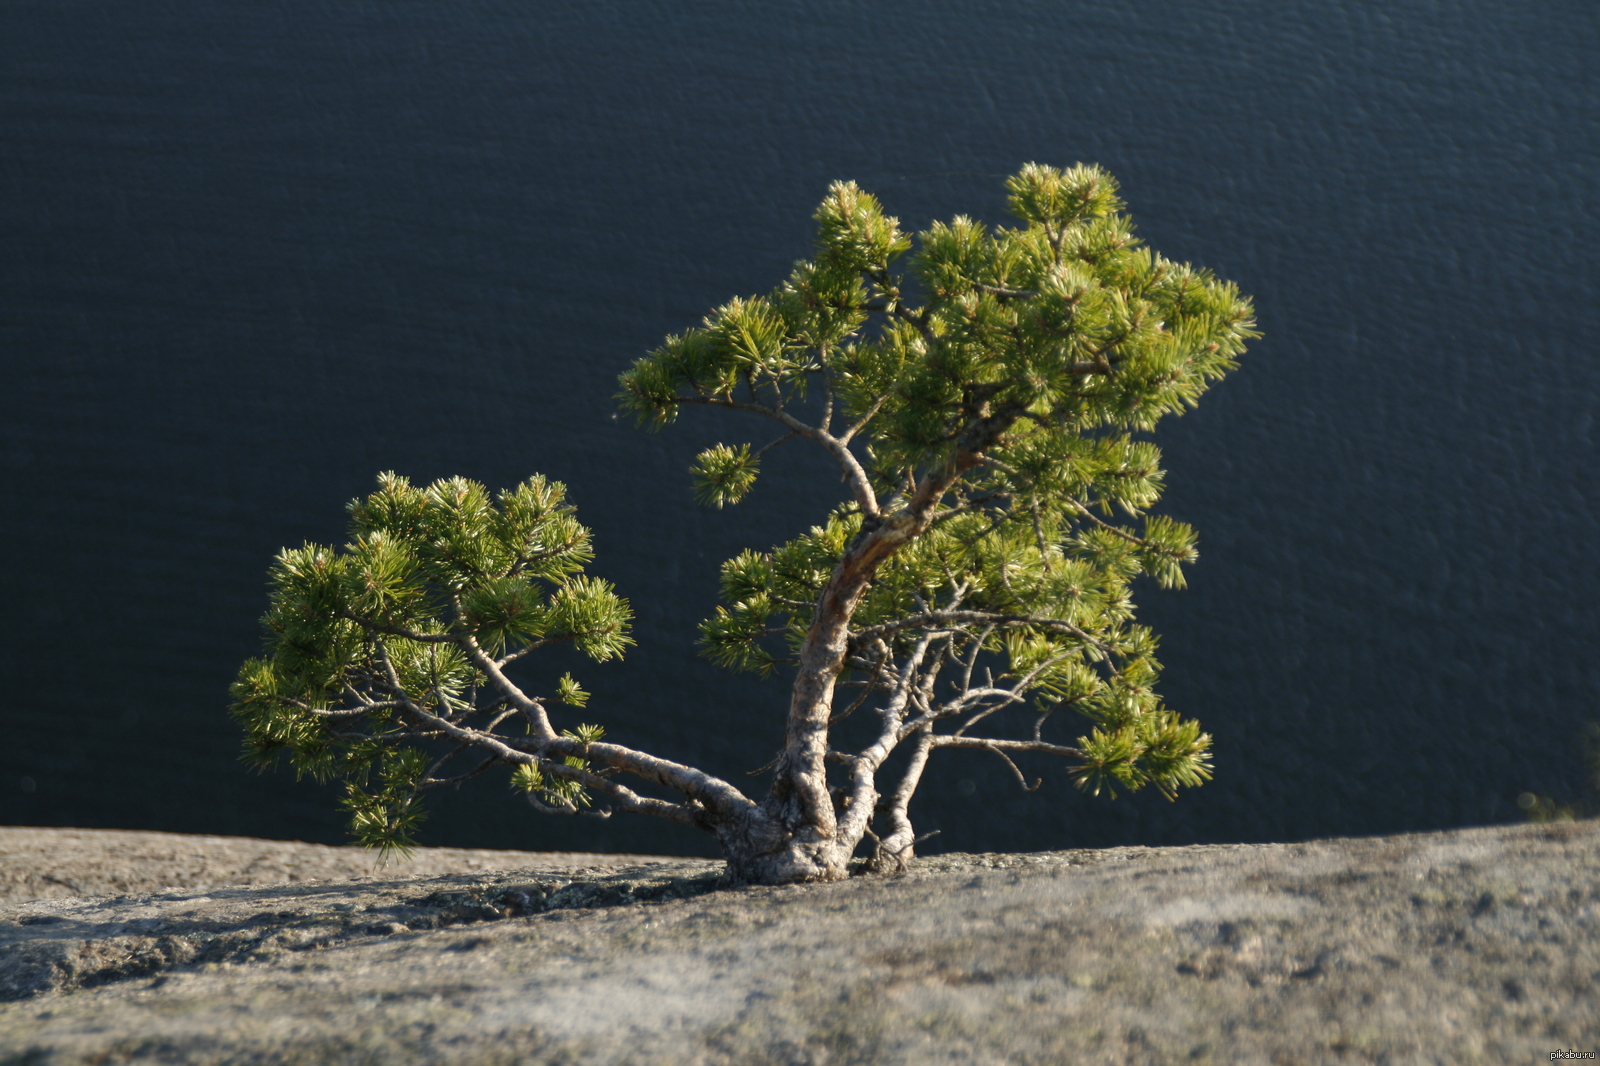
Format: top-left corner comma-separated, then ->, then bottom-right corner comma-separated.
232,164 -> 1257,884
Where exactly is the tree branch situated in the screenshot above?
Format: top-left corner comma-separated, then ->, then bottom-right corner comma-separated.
368,629 -> 750,824
671,395 -> 881,517
419,751 -> 502,790
863,726 -> 935,869
528,757 -> 700,825
1066,495 -> 1150,546
839,392 -> 890,446
928,735 -> 1084,759
495,636 -> 568,668
852,610 -> 1113,658
755,430 -> 801,457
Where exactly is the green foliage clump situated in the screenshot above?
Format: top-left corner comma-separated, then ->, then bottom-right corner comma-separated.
230,473 -> 631,855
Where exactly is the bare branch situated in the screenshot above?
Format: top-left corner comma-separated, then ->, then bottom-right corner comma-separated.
551,739 -> 756,821
839,392 -> 890,445
374,640 -> 546,770
340,685 -> 383,708
420,752 -> 502,790
324,729 -> 450,744
958,624 -> 996,695
943,688 -> 1026,732
831,648 -> 888,724
950,647 -> 1077,736
367,640 -> 712,821
420,742 -> 471,785
296,702 -> 384,720
443,605 -> 557,740
928,734 -> 1084,759
495,636 -> 566,668
986,744 -> 1041,792
483,706 -> 519,735
755,430 -> 801,457
852,609 -> 1114,658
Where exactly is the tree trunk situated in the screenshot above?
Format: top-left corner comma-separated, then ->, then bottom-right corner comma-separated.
756,519 -> 912,882
711,805 -> 857,884
722,434 -> 1017,884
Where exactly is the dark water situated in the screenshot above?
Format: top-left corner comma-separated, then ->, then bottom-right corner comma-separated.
3,1 -> 1597,857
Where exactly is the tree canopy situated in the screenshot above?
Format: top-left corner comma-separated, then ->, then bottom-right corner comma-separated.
235,163 -> 1256,883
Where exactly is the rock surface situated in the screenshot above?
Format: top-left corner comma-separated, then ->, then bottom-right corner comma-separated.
1,822 -> 1598,1063
0,827 -> 674,908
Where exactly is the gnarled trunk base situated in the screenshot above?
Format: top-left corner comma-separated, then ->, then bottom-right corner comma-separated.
713,811 -> 855,885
